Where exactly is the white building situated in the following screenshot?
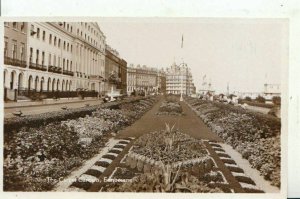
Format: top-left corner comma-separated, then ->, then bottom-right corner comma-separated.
166,62 -> 195,95
264,83 -> 280,100
4,22 -> 106,101
127,64 -> 136,94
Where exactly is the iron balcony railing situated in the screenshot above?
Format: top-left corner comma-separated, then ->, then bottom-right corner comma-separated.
63,70 -> 74,76
29,62 -> 47,71
4,56 -> 27,68
48,65 -> 62,74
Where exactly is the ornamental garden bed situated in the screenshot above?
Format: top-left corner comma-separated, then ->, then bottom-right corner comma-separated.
157,96 -> 184,116
3,97 -> 158,191
185,97 -> 281,188
103,124 -> 224,193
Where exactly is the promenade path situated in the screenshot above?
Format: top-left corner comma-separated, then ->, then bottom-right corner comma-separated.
4,98 -> 104,118
116,97 -> 223,142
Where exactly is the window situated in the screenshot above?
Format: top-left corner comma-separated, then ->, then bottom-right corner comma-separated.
54,37 -> 57,46
42,52 -> 45,66
70,61 -> 72,71
70,26 -> 73,33
20,43 -> 25,61
67,43 -> 69,51
4,22 -> 9,27
58,57 -> 61,67
12,42 -> 17,59
48,54 -> 52,65
36,50 -> 39,64
67,60 -> 69,70
53,55 -> 56,66
70,45 -> 73,52
4,39 -> 8,57
37,28 -> 40,39
30,25 -> 34,36
49,34 -> 52,44
63,58 -> 65,70
29,48 -> 33,63
42,31 -> 46,41
58,39 -> 61,47
21,22 -> 25,32
63,41 -> 66,50
13,22 -> 17,29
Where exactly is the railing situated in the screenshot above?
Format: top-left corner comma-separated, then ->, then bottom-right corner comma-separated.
29,62 -> 47,71
4,56 -> 27,68
63,70 -> 74,76
48,65 -> 62,74
80,90 -> 98,98
17,89 -> 98,100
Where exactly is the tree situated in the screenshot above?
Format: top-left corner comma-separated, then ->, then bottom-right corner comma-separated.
272,96 -> 281,105
255,95 -> 266,103
244,96 -> 252,101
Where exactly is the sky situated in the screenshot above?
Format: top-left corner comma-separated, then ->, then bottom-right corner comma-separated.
98,18 -> 288,93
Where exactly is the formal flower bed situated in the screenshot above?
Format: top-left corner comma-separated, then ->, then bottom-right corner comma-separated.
185,97 -> 281,187
131,127 -> 208,164
157,97 -> 183,116
100,122 -> 232,193
106,124 -> 223,193
4,97 -> 157,191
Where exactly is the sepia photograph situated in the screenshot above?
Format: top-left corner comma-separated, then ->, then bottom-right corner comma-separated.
2,18 -> 286,194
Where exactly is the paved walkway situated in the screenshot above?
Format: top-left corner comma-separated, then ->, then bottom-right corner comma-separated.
4,98 -> 104,118
116,97 -> 223,142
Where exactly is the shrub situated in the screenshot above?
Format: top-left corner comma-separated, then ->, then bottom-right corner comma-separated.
245,96 -> 252,101
255,95 -> 266,103
272,96 -> 281,105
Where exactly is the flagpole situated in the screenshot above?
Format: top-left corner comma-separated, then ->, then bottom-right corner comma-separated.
180,34 -> 184,101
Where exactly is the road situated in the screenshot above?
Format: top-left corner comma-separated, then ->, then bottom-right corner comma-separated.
4,99 -> 104,118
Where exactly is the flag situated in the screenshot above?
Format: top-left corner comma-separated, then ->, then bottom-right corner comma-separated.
181,34 -> 184,48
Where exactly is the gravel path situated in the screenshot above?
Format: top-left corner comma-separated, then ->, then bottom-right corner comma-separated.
116,98 -> 223,142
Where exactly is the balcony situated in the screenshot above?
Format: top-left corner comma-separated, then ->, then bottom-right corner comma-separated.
48,65 -> 62,74
29,62 -> 47,71
4,57 -> 27,68
63,70 -> 74,76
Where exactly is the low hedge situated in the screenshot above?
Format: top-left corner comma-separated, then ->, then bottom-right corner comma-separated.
4,96 -> 155,136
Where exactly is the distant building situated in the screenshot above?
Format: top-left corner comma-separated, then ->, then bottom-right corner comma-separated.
127,64 -> 136,94
264,83 -> 280,100
165,62 -> 195,96
198,75 -> 215,98
126,64 -> 166,95
105,45 -> 127,94
234,91 -> 261,100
